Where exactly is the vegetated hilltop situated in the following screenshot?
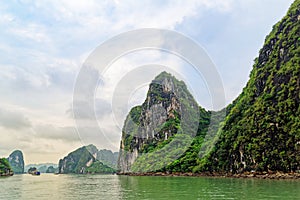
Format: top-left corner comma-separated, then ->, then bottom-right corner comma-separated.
118,0 -> 299,175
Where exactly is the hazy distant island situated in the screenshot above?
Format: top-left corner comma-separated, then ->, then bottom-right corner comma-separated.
0,145 -> 119,176
25,163 -> 58,174
58,144 -> 118,174
1,146 -> 119,176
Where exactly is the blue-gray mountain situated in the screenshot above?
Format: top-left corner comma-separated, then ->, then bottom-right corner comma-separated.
46,166 -> 57,173
25,163 -> 58,173
8,150 -> 24,174
97,149 -> 119,169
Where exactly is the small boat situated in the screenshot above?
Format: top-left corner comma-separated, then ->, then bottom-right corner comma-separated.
32,171 -> 40,176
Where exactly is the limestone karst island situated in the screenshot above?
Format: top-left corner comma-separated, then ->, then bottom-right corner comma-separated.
0,0 -> 299,199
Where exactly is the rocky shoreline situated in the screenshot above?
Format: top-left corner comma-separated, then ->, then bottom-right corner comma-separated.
0,171 -> 14,177
117,171 -> 300,180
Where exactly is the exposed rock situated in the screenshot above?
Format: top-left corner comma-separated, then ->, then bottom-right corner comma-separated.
58,144 -> 116,174
58,144 -> 97,174
203,0 -> 300,173
117,171 -> 300,179
8,150 -> 24,174
118,72 -> 199,173
96,149 -> 119,169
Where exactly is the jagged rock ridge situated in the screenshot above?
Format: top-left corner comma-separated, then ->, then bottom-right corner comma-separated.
58,144 -> 117,174
97,149 -> 119,169
118,72 -> 201,173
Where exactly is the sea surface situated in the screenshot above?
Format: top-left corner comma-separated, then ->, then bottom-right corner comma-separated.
0,174 -> 299,199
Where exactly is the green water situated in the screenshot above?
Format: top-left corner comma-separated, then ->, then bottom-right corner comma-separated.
0,174 -> 299,199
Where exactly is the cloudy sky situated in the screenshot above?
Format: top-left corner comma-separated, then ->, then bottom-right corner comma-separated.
0,0 -> 294,164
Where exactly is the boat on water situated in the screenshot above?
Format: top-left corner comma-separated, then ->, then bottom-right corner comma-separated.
28,167 -> 40,176
32,171 -> 40,176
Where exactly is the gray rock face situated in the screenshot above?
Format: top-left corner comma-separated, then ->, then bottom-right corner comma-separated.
58,144 -> 97,174
118,72 -> 199,173
205,0 -> 300,173
8,150 -> 24,174
58,144 -> 118,174
96,149 -> 118,169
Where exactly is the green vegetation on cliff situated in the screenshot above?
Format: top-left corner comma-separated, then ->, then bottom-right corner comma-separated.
59,144 -> 116,174
119,72 -> 207,172
199,0 -> 300,173
118,0 -> 300,174
86,161 -> 116,174
0,158 -> 13,176
96,149 -> 119,169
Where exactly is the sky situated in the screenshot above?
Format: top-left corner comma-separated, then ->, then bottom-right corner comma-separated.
0,0 -> 294,164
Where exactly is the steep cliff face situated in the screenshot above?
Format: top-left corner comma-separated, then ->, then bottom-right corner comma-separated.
118,1 -> 299,174
118,72 -> 202,172
8,150 -> 24,174
201,0 -> 300,173
58,144 -> 116,174
59,144 -> 98,174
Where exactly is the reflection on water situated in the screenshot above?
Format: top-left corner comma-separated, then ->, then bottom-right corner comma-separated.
0,174 -> 299,200
118,175 -> 300,199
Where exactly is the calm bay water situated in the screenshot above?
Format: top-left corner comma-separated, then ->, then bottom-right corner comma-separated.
0,174 -> 299,200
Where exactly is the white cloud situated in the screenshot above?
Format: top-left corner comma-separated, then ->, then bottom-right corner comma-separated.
34,124 -> 79,142
9,23 -> 51,43
0,108 -> 31,129
0,13 -> 15,24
